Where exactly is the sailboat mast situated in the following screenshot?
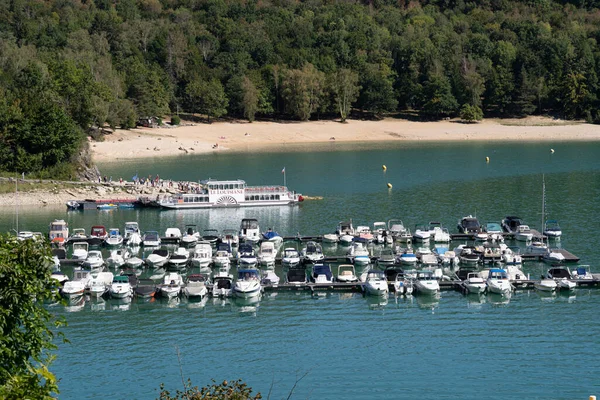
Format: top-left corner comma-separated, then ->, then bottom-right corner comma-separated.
15,174 -> 18,234
541,174 -> 545,237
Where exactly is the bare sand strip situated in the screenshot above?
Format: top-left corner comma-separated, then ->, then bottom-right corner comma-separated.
91,116 -> 600,162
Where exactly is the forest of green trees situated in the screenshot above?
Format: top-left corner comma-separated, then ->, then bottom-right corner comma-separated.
1,0 -> 600,177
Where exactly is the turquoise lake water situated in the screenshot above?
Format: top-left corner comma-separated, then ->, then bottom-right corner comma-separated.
2,140 -> 600,399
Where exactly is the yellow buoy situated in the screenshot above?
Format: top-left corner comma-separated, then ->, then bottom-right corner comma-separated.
485,156 -> 490,163
550,148 -> 555,153
387,183 -> 392,188
382,165 -> 387,171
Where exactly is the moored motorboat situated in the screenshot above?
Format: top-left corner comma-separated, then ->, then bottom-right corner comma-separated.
239,219 -> 260,244
413,224 -> 431,242
260,268 -> 280,285
514,225 -> 533,242
233,269 -> 262,298
346,240 -> 370,266
309,263 -> 333,283
191,242 -> 213,269
546,267 -> 576,290
336,220 -> 355,245
145,249 -> 170,268
168,247 -> 190,269
486,268 -> 512,296
237,242 -> 258,267
142,231 -> 161,247
543,220 -> 562,239
89,225 -> 108,246
106,248 -> 130,269
71,241 -> 89,261
429,222 -> 450,242
396,248 -> 418,266
281,247 -> 301,268
88,271 -> 114,298
212,270 -> 234,297
262,228 -> 283,246
135,279 -> 157,298
457,215 -> 482,234
336,264 -> 358,283
258,241 -> 276,265
534,277 -> 558,292
60,267 -> 92,298
104,228 -> 124,247
542,250 -> 565,265
363,269 -> 389,296
109,275 -> 134,299
184,274 -> 209,298
413,270 -> 440,295
49,219 -> 69,245
159,272 -> 184,298
181,224 -> 200,247
286,267 -> 307,285
301,241 -> 324,264
124,222 -> 142,246
322,233 -> 339,244
464,272 -> 486,295
82,250 -> 104,270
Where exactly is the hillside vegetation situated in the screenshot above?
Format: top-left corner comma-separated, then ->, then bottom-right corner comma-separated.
1,0 -> 600,176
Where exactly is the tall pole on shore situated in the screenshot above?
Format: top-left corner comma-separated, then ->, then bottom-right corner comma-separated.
282,167 -> 286,187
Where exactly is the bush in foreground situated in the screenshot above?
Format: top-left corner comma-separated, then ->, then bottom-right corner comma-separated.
158,379 -> 261,400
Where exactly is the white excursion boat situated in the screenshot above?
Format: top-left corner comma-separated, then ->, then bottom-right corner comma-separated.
60,268 -> 92,298
124,222 -> 142,246
145,249 -> 170,268
239,218 -> 261,244
233,269 -> 262,298
515,225 -> 534,242
258,241 -> 277,265
71,242 -> 89,261
212,270 -> 234,297
49,219 -> 69,245
281,247 -> 301,268
363,270 -> 389,296
486,268 -> 512,296
159,272 -> 184,298
142,231 -> 161,247
158,179 -> 303,209
464,272 -> 486,295
413,270 -> 440,295
105,228 -> 124,247
109,275 -> 134,299
191,242 -> 213,269
82,250 -> 104,270
301,241 -> 324,264
184,274 -> 209,298
336,264 -> 358,283
543,220 -> 562,239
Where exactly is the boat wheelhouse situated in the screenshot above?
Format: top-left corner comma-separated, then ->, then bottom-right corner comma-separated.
158,179 -> 303,209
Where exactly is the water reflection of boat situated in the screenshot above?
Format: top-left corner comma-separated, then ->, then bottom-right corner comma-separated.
232,296 -> 260,315
64,296 -> 86,312
416,292 -> 440,310
487,292 -> 511,306
366,295 -> 388,310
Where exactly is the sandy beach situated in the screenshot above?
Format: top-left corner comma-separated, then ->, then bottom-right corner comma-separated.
91,116 -> 600,162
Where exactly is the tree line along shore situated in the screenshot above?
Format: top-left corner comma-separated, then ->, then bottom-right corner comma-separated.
2,0 -> 600,180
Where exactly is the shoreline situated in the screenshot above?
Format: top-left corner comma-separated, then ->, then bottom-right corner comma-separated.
90,116 -> 600,162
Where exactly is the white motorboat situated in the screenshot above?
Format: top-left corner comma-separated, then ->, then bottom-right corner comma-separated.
164,227 -> 182,242
373,221 -> 392,244
82,250 -> 104,270
542,250 -> 565,265
377,247 -> 395,267
543,220 -> 562,239
124,222 -> 142,246
159,272 -> 184,298
68,228 -> 87,243
261,268 -> 280,285
301,241 -> 324,264
572,265 -> 594,280
413,270 -> 440,294
109,275 -> 134,299
89,225 -> 108,246
456,245 -> 481,265
388,219 -> 409,241
346,241 -> 370,266
184,274 -> 208,298
355,226 -> 374,243
49,219 -> 69,245
106,248 -> 130,269
142,231 -> 161,247
526,241 -> 549,255
396,248 -> 418,266
212,270 -> 234,297
145,249 -> 170,268
336,220 -> 355,245
484,222 -> 504,242
428,222 -> 450,242
281,247 -> 301,268
191,242 -> 213,269
60,268 -> 92,298
534,277 -> 558,292
233,269 -> 262,298
322,233 -> 339,243
546,267 -> 576,290
237,242 -> 258,267
88,271 -> 114,298
363,269 -> 389,296
169,247 -> 190,269
221,229 -> 239,247
336,264 -> 358,283
514,225 -> 533,242
384,266 -> 412,295
486,268 -> 512,296
262,228 -> 283,246
501,246 -> 522,265
105,228 -> 124,247
309,263 -> 334,283
125,255 -> 144,269
213,250 -> 231,270
239,218 -> 261,244
413,224 -> 431,242
71,241 -> 89,261
181,224 -> 200,247
435,246 -> 459,266
258,241 -> 277,265
464,272 -> 486,295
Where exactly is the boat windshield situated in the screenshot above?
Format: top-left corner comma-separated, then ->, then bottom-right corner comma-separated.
463,219 -> 480,229
240,219 -> 259,229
